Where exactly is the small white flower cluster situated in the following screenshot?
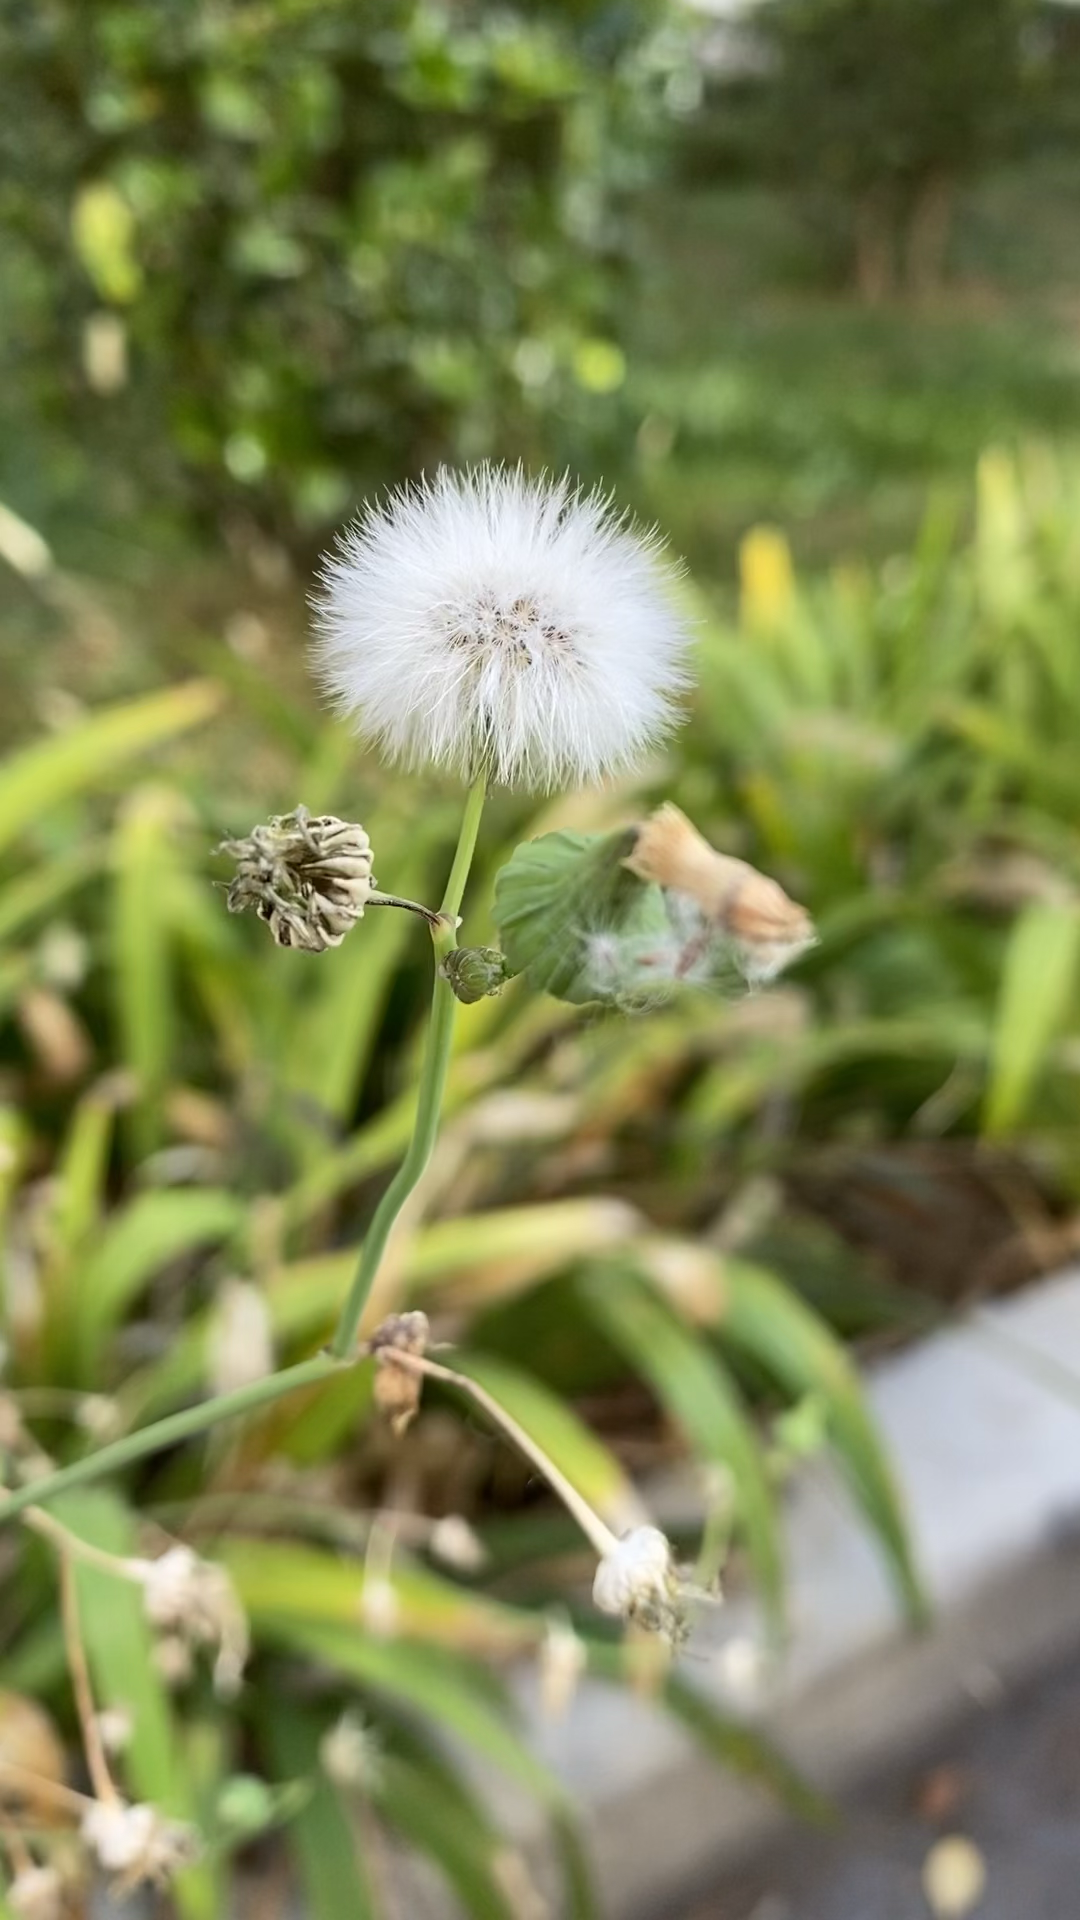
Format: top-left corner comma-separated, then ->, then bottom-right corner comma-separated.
126,1545 -> 249,1697
592,1525 -> 689,1647
222,807 -> 374,951
81,1799 -> 198,1894
313,465 -> 692,791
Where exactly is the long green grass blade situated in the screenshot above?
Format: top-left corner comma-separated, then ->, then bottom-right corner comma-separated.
261,1704 -> 377,1920
720,1260 -> 926,1624
0,682 -> 223,856
983,899 -> 1080,1135
579,1269 -> 784,1630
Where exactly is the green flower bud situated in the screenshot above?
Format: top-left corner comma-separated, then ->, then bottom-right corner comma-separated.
441,946 -> 515,1003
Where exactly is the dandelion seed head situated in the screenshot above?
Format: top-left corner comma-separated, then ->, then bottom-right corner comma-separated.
312,466 -> 693,790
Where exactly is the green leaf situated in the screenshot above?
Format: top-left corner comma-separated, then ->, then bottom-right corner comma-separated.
493,829 -> 669,1003
261,1704 -> 377,1920
0,682 -> 223,857
720,1261 -> 926,1625
223,1537 -> 535,1660
0,840 -> 107,946
110,786 -> 181,1160
375,1754 -> 516,1920
661,1672 -> 832,1825
452,1349 -> 645,1535
983,899 -> 1080,1135
281,835 -> 435,1128
71,1188 -> 244,1380
579,1270 -> 784,1630
253,1613 -> 561,1807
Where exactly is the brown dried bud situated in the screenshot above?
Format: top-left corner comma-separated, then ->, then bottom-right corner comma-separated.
625,804 -> 815,983
221,807 -> 374,952
369,1311 -> 430,1437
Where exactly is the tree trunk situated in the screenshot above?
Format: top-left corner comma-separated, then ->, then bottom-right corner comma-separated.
903,172 -> 955,302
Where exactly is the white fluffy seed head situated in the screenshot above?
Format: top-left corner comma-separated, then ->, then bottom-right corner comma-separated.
312,465 -> 694,791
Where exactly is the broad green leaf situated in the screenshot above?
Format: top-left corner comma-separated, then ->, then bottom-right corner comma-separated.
493,829 -> 669,1003
261,1704 -> 377,1920
983,899 -> 1080,1135
0,682 -> 223,856
49,1489 -> 214,1920
579,1270 -> 784,1629
720,1261 -> 926,1625
453,1349 -> 645,1535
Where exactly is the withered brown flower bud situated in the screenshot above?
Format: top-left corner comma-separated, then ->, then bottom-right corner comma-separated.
369,1311 -> 431,1436
625,803 -> 815,984
221,807 -> 374,952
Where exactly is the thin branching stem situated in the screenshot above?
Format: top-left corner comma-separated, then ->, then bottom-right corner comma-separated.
58,1553 -> 117,1805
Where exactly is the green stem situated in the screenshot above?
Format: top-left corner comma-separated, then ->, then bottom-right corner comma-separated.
0,1354 -> 342,1526
0,773 -> 490,1528
326,769 -> 487,1359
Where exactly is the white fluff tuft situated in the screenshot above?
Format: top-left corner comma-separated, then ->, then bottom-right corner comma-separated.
312,465 -> 693,790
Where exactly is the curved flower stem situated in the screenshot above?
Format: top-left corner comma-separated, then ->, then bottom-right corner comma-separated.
327,769 -> 488,1360
386,1348 -> 618,1560
0,1353 -> 344,1526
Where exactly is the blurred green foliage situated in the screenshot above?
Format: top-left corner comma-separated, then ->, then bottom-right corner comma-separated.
5,0 -> 1080,1905
680,0 -> 1076,297
4,450 -> 1080,1907
0,0 -> 667,539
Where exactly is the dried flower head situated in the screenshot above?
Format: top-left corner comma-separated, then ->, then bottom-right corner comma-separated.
312,465 -> 693,790
320,1711 -> 383,1793
592,1526 -> 689,1647
369,1310 -> 431,1436
428,1514 -> 487,1573
208,1277 -> 274,1398
625,803 -> 815,984
128,1546 -> 249,1697
81,1800 -> 198,1893
222,807 -> 373,951
7,1866 -> 64,1920
538,1615 -> 588,1721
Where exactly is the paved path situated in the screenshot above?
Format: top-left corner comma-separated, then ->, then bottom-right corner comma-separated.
683,1654 -> 1080,1920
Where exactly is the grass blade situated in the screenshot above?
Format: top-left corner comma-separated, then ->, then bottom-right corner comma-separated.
983,899 -> 1080,1135
720,1260 -> 926,1624
261,1703 -> 377,1920
0,682 -> 223,856
579,1268 -> 784,1630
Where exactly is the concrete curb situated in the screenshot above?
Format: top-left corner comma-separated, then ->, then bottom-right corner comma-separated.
515,1266 -> 1080,1918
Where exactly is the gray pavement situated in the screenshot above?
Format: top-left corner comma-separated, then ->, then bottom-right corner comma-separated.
682,1654 -> 1080,1920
